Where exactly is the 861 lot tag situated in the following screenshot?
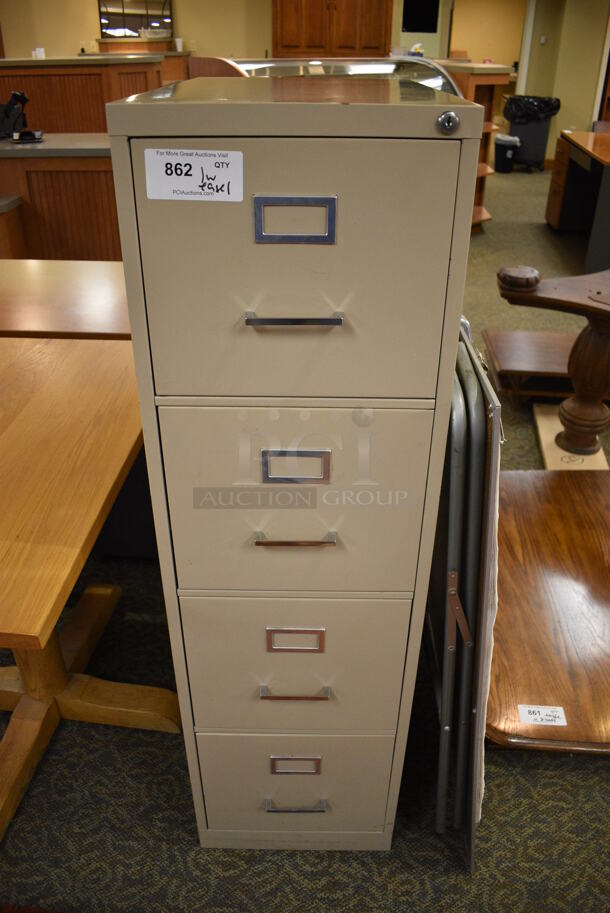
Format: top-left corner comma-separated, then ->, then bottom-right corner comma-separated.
145,149 -> 243,201
518,704 -> 567,726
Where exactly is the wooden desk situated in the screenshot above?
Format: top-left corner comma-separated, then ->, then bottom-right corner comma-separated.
0,337 -> 179,841
0,260 -> 129,338
0,135 -> 120,261
487,471 -> 610,753
546,131 -> 610,272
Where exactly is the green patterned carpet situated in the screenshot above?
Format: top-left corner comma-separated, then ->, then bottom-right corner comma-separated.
0,170 -> 608,912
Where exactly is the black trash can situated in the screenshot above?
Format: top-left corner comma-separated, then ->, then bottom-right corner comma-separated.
494,133 -> 521,172
503,95 -> 560,170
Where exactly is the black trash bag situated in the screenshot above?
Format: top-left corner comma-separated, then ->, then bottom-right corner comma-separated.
503,95 -> 560,124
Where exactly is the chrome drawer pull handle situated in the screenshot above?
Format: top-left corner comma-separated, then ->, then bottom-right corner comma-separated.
265,798 -> 327,814
259,685 -> 331,701
244,311 -> 343,327
254,530 -> 337,548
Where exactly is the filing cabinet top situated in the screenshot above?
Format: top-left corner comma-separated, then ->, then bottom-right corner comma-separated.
106,76 -> 483,139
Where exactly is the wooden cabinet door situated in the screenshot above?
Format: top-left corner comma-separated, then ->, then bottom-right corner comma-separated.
330,0 -> 391,56
273,0 -> 329,56
273,0 -> 391,58
356,0 -> 390,54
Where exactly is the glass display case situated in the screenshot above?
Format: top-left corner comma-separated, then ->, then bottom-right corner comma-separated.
229,57 -> 461,96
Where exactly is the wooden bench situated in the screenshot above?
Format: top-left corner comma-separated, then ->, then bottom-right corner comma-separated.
482,328 -> 576,404
487,471 -> 610,753
0,337 -> 179,841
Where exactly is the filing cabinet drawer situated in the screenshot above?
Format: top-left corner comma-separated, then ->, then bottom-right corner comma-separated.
182,595 -> 411,731
197,733 -> 394,831
132,136 -> 459,398
159,404 -> 432,592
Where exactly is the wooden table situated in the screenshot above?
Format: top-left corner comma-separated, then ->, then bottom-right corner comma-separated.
0,337 -> 179,841
487,471 -> 610,753
546,131 -> 610,273
0,259 -> 129,338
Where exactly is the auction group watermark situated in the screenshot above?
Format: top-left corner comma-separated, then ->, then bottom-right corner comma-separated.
193,487 -> 408,509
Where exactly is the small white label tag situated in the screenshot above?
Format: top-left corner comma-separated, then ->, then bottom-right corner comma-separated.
518,704 -> 567,726
144,149 -> 243,202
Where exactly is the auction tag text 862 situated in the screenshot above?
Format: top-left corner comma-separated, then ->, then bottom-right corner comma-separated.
144,149 -> 243,202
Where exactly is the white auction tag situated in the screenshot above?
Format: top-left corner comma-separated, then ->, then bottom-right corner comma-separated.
144,149 -> 243,202
518,704 -> 567,726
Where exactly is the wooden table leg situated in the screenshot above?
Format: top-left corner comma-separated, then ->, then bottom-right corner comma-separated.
557,319 -> 610,454
0,666 -> 23,711
0,584 -> 181,842
58,584 -> 121,673
13,632 -> 68,701
57,675 -> 181,733
0,695 -> 59,842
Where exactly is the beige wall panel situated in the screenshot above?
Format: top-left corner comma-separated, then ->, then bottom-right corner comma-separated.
175,0 -> 272,57
196,732 -> 394,831
525,0 -> 566,97
159,405 -> 432,592
0,0 -> 272,59
450,0 -> 527,65
181,595 -> 411,731
546,0 -> 610,154
132,137 -> 459,398
0,0 -> 100,57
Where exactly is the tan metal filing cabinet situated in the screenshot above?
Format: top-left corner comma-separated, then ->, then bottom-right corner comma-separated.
107,77 -> 482,851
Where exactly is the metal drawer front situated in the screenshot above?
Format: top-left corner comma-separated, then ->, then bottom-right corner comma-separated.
181,595 -> 411,731
196,732 -> 394,832
159,404 -> 432,592
132,136 -> 459,398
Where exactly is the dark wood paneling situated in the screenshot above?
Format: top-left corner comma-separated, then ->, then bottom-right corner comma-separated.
0,207 -> 26,258
303,0 -> 328,49
358,0 -> 388,52
25,168 -> 120,260
161,55 -> 188,83
0,157 -> 121,261
331,0 -> 359,51
117,71 -> 150,96
275,0 -> 302,49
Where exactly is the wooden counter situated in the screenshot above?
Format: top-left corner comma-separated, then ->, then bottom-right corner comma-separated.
0,56 -> 162,132
0,134 -> 120,260
96,41 -> 190,83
